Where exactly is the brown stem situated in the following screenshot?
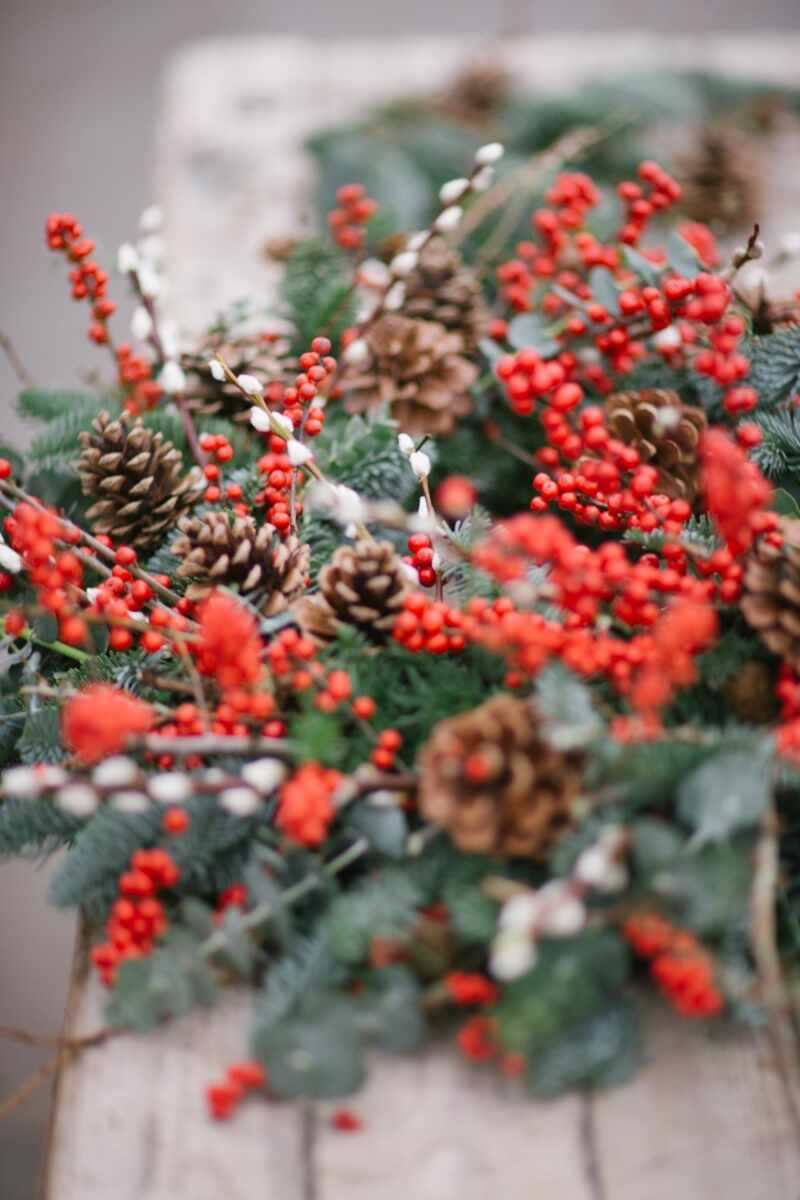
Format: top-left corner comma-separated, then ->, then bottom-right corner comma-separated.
0,329 -> 34,389
0,477 -> 186,610
128,270 -> 206,470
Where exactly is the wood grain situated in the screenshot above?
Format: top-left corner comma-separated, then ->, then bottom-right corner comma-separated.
46,31 -> 800,1199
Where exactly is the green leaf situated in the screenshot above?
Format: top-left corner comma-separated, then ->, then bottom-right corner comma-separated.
17,389 -> 102,423
322,869 -> 422,965
106,928 -> 217,1031
773,488 -> 800,517
280,239 -> 355,352
507,313 -> 559,357
529,1002 -> 641,1097
536,664 -> 603,751
666,231 -> 700,277
630,818 -> 683,875
442,860 -> 499,944
252,994 -> 364,1099
356,966 -> 426,1053
677,747 -> 772,844
655,840 -> 753,936
17,707 -> 65,765
621,245 -> 662,287
346,800 -> 408,859
748,328 -> 800,409
589,266 -> 620,317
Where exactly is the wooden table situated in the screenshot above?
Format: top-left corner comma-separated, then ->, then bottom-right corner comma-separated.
45,33 -> 800,1198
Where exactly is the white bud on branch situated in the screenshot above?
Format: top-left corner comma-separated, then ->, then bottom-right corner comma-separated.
439,178 -> 469,206
249,407 -> 271,433
384,281 -> 406,310
241,758 -> 287,794
131,306 -> 154,341
0,542 -> 22,574
389,250 -> 418,278
220,787 -> 261,817
397,433 -> 415,457
433,206 -> 463,234
158,360 -> 186,395
139,204 -> 164,233
116,243 -> 139,274
208,358 -> 226,382
236,373 -> 263,396
343,338 -> 370,366
270,412 -> 294,439
409,450 -> 431,480
286,440 -> 314,467
475,141 -> 504,166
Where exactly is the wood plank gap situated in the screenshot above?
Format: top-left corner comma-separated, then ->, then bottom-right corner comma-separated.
301,1102 -> 319,1200
579,1091 -> 606,1200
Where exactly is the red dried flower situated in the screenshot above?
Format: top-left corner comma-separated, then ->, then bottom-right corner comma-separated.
276,762 -> 342,847
699,429 -> 773,556
444,971 -> 499,1007
457,1015 -> 497,1062
62,684 -> 154,764
195,591 -> 264,692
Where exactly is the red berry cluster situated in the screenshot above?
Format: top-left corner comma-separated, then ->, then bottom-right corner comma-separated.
276,762 -> 342,847
206,1061 -> 267,1121
623,913 -> 724,1018
444,971 -> 499,1007
699,429 -> 777,556
406,531 -> 438,588
198,433 -> 239,506
616,161 -> 681,245
257,440 -> 297,534
393,592 -> 467,654
327,184 -> 378,251
46,213 -> 157,413
457,1014 -> 497,1062
370,727 -> 403,771
90,848 -> 179,986
282,337 -> 335,431
194,592 -> 265,693
5,501 -> 88,646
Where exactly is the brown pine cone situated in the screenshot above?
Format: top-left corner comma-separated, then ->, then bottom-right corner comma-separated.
342,314 -> 477,436
741,519 -> 800,668
172,510 -> 309,614
417,693 -> 583,859
604,389 -> 706,501
78,411 -> 204,552
318,538 -> 408,640
676,123 -> 762,233
436,58 -> 511,127
401,237 -> 489,354
723,660 -> 778,724
181,332 -> 293,420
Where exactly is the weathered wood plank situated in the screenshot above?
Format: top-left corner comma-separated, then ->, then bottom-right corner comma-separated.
45,959 -> 306,1200
45,31 -> 800,1199
315,1047 -> 590,1200
593,1012 -> 800,1200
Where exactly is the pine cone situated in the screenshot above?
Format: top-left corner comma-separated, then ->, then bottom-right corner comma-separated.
417,693 -> 583,859
723,660 -> 778,724
677,123 -> 762,233
604,390 -> 706,501
741,519 -> 800,668
181,332 -> 292,420
402,237 -> 489,354
78,411 -> 204,552
436,58 -> 511,127
172,511 -> 309,614
319,539 -> 408,639
342,315 -> 477,436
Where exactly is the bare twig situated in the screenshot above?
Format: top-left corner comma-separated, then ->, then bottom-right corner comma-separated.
0,329 -> 34,389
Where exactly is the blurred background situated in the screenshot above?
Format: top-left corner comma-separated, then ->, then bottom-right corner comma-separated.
1,3 -> 799,1198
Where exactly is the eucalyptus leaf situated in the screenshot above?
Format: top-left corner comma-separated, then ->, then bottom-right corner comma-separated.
507,313 -> 559,358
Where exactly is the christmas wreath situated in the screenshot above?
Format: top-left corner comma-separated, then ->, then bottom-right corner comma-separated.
3,64 -> 800,1120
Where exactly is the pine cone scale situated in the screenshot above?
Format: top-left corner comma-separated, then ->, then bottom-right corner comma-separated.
418,694 -> 583,859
